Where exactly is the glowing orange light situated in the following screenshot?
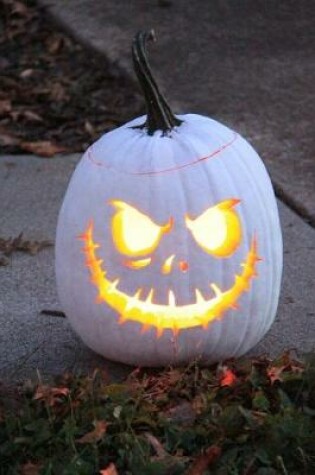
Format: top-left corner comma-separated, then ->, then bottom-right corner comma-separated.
110,200 -> 172,257
185,199 -> 242,257
179,260 -> 189,272
124,257 -> 152,269
79,221 -> 260,337
161,254 -> 175,274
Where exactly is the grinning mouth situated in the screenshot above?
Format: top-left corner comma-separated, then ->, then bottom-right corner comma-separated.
79,221 -> 261,338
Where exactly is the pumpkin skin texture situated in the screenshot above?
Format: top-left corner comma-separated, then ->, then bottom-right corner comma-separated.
56,112 -> 283,367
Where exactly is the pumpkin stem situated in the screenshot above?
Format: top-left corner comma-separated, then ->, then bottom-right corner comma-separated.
132,30 -> 182,135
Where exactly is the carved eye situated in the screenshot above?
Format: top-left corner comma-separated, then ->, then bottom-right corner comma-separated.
110,200 -> 172,257
185,199 -> 242,257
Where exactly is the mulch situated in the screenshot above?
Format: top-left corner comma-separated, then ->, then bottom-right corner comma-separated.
0,0 -> 143,156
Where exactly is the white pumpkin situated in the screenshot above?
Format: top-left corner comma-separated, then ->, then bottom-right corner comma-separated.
55,31 -> 282,367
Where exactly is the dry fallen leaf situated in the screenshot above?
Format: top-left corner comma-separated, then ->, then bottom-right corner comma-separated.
0,234 -> 53,257
20,461 -> 42,475
33,385 -> 70,406
84,119 -> 95,136
77,420 -> 108,444
0,130 -> 20,146
99,463 -> 119,475
50,82 -> 69,102
11,1 -> 30,17
20,140 -> 66,157
219,366 -> 237,387
0,99 -> 12,115
185,445 -> 221,475
145,432 -> 168,458
19,68 -> 34,78
267,365 -> 287,384
46,35 -> 64,54
22,110 -> 44,122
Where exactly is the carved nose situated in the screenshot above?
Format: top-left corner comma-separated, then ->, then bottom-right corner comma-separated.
179,260 -> 189,273
161,255 -> 189,274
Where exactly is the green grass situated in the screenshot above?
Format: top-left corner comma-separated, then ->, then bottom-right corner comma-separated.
1,351 -> 315,474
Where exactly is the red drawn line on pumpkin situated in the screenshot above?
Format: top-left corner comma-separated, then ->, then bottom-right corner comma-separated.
86,132 -> 238,175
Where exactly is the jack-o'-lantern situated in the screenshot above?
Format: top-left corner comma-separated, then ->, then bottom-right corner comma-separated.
55,31 -> 282,366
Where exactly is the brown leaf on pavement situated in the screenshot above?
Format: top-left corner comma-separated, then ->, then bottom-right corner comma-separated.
77,420 -> 108,444
185,445 -> 221,475
0,234 -> 53,257
20,140 -> 67,157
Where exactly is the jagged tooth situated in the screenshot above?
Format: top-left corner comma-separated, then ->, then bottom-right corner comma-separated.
210,283 -> 222,297
168,290 -> 176,306
195,288 -> 205,304
125,288 -> 142,312
146,288 -> 154,304
108,278 -> 120,293
133,288 -> 142,300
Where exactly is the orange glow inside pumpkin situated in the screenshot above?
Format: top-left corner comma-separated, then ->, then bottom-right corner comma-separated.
110,200 -> 173,257
79,217 -> 261,337
185,199 -> 242,257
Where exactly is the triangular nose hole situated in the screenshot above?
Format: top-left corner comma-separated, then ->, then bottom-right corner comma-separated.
161,254 -> 175,274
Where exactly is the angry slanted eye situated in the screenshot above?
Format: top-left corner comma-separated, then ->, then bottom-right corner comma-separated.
110,200 -> 172,257
185,199 -> 242,257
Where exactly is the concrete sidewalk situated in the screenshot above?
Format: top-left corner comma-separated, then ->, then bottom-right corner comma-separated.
1,0 -> 314,381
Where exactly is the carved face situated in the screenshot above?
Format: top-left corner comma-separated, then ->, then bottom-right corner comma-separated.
79,198 -> 260,338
